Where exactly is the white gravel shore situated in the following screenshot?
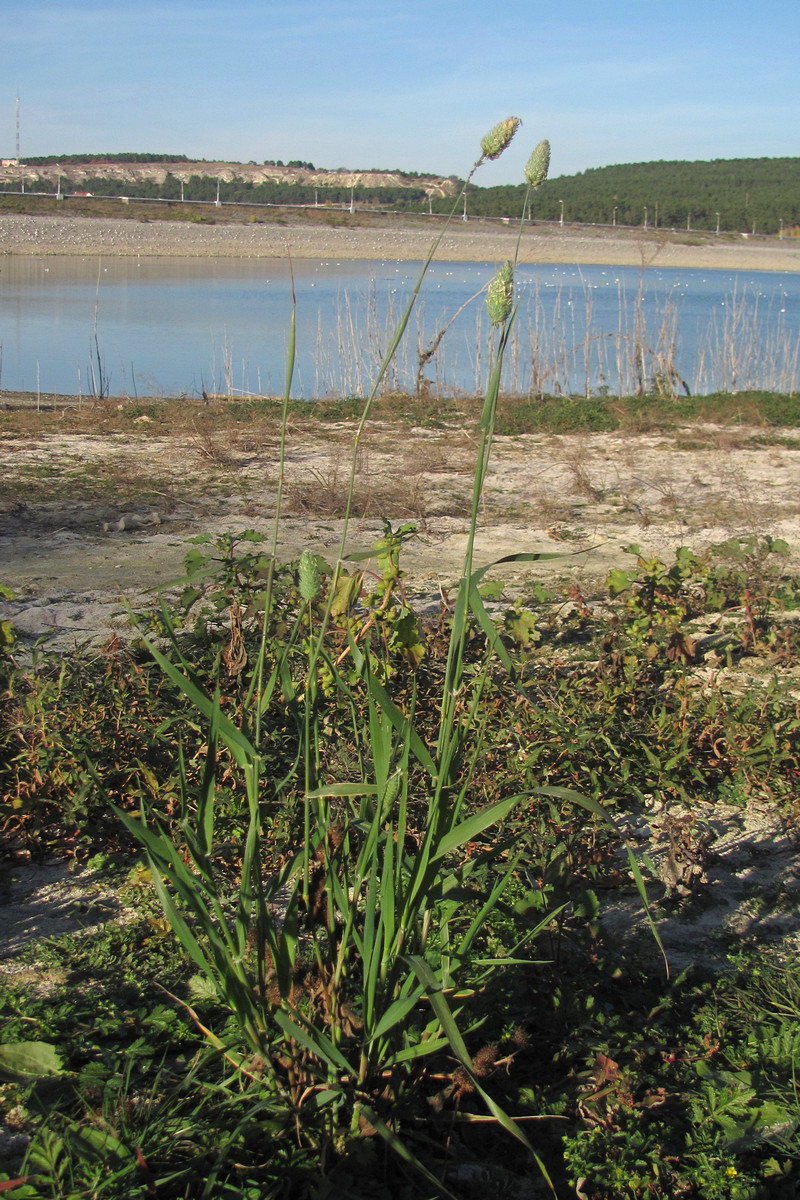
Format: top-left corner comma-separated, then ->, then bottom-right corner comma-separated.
2,211 -> 799,270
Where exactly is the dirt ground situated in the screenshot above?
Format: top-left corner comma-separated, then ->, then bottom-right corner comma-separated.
1,415 -> 800,648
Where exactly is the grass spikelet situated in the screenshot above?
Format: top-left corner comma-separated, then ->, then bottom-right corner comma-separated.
487,260 -> 514,326
480,116 -> 522,161
298,549 -> 321,602
524,138 -> 551,187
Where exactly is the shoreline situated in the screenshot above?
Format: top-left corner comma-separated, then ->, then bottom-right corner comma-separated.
2,211 -> 799,271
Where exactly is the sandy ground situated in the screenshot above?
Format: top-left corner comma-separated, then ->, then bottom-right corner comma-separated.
1,210 -> 799,271
2,419 -> 800,650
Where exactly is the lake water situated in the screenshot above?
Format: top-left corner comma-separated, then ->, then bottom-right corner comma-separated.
1,256 -> 798,398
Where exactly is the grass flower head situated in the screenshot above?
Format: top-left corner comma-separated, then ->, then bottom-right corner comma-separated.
524,139 -> 551,188
480,116 -> 522,162
299,549 -> 321,602
487,260 -> 514,326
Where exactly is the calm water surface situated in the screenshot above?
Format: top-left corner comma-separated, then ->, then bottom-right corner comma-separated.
1,256 -> 798,397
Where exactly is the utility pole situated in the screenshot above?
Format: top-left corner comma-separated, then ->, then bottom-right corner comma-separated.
559,199 -> 564,226
15,94 -> 20,162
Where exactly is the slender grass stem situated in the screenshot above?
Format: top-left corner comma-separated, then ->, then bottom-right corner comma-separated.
309,160 -> 490,671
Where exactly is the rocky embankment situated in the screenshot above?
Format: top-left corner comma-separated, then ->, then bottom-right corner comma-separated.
0,158 -> 459,197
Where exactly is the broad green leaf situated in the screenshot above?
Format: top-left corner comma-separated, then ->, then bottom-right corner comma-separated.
362,670 -> 436,778
65,1122 -> 130,1164
0,1041 -> 63,1082
328,571 -> 362,618
307,1088 -> 341,1111
432,791 -> 531,860
471,550 -> 567,582
607,567 -> 632,596
143,628 -> 258,769
467,581 -> 516,676
391,1036 -> 450,1063
405,956 -> 548,1172
306,783 -> 380,799
504,608 -> 539,648
533,785 -> 617,828
477,578 -> 504,600
625,844 -> 669,979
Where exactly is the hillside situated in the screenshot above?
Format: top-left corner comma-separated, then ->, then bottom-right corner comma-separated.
0,155 -> 797,235
448,157 -> 800,235
0,156 -> 459,202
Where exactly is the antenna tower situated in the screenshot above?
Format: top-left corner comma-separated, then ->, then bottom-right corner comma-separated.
15,95 -> 20,161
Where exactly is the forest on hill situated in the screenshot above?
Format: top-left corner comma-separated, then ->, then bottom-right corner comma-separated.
22,153 -> 191,165
446,157 -> 800,235
5,155 -> 798,235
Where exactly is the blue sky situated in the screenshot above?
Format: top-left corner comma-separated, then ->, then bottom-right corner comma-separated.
2,0 -> 797,183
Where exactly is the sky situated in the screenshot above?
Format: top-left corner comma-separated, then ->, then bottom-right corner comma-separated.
2,0 -> 798,184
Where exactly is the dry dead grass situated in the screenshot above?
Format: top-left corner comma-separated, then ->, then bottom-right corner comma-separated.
2,398 -> 800,558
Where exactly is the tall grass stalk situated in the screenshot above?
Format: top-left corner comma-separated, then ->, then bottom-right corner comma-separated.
119,119 -> 645,1192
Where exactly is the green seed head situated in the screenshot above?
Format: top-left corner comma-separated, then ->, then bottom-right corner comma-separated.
299,550 -> 321,603
524,139 -> 551,188
487,260 -> 514,326
480,116 -> 522,162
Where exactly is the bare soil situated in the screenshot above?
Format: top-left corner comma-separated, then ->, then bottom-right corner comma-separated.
2,412 -> 800,645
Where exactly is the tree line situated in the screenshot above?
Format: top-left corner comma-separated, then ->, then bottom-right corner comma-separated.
22,153 -> 190,165
438,157 -> 800,235
14,156 -> 799,235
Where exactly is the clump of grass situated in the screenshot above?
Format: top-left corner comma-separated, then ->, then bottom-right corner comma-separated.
105,115 -> 577,1195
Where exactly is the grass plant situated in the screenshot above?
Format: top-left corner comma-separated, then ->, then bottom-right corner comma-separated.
111,117 -> 579,1193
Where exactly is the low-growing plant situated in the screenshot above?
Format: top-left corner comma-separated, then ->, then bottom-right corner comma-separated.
549,951 -> 800,1199
706,534 -> 797,650
606,543 -> 707,655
